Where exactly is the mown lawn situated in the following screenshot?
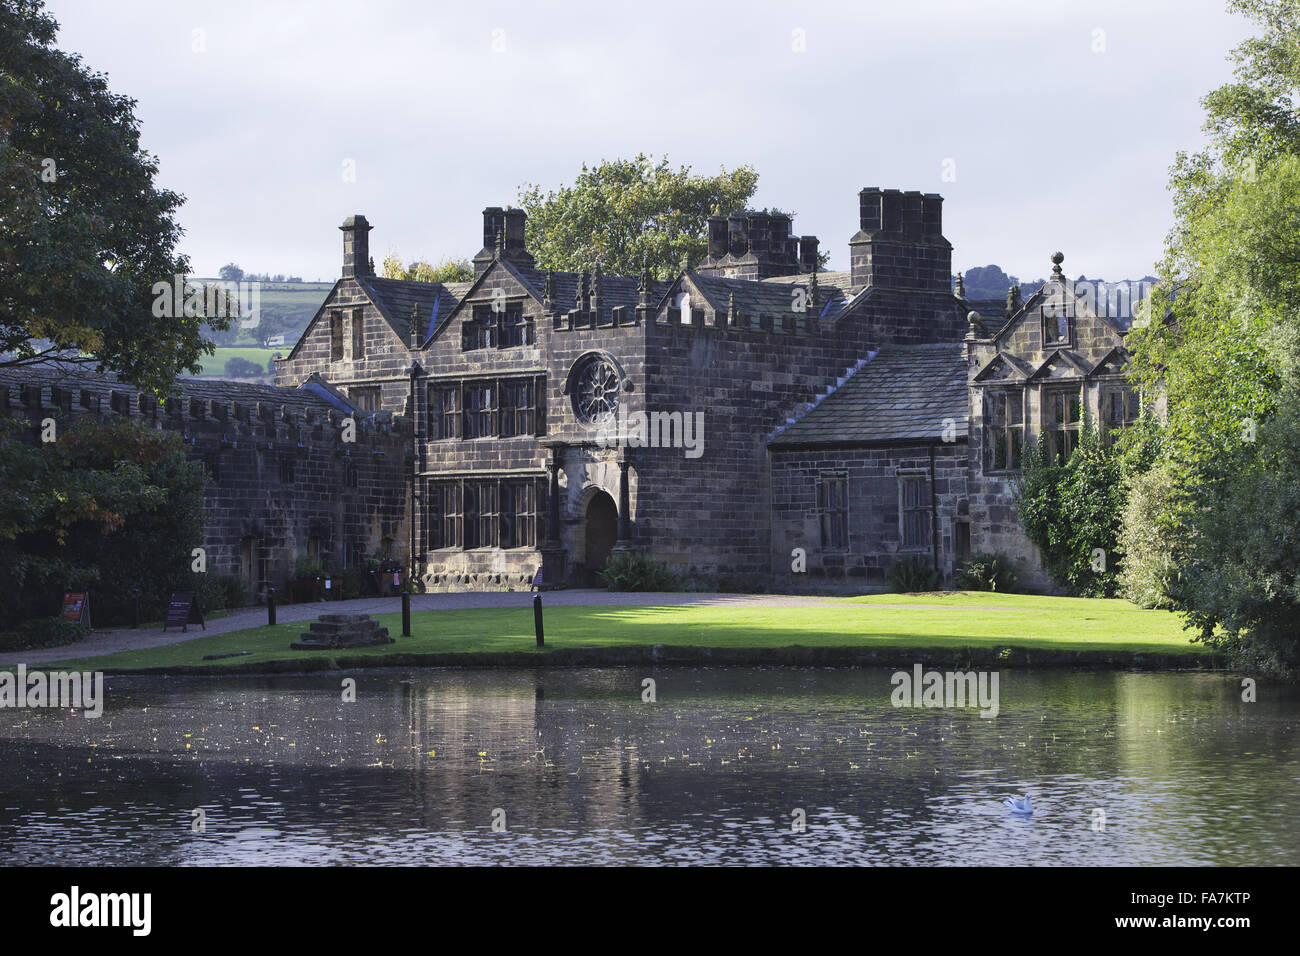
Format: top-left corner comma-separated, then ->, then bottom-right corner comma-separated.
45,592 -> 1206,672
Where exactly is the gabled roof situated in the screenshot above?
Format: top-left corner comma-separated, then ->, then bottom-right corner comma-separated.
769,343 -> 969,447
1027,348 -> 1092,381
357,275 -> 472,345
973,351 -> 1033,383
1088,346 -> 1131,377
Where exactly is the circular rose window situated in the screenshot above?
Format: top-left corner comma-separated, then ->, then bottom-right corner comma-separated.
571,356 -> 621,424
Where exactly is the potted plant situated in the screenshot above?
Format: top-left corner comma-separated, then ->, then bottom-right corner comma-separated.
291,556 -> 325,603
376,556 -> 402,596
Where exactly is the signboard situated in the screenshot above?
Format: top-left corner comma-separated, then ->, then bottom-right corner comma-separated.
162,592 -> 205,632
61,592 -> 90,627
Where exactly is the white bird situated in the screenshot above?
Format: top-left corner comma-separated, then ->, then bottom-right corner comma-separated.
1003,793 -> 1033,815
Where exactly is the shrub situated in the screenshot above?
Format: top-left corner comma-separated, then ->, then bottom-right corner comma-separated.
887,554 -> 939,592
0,617 -> 91,652
1117,459 -> 1183,608
294,556 -> 324,579
1014,428 -> 1124,597
599,551 -> 681,591
194,573 -> 250,613
955,552 -> 1019,592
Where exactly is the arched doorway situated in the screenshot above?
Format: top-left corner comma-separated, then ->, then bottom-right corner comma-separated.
584,490 -> 619,586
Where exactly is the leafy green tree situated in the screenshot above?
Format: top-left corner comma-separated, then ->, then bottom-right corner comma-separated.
379,252 -> 472,283
0,417 -> 207,628
224,356 -> 264,377
1014,427 -> 1126,597
1124,0 -> 1300,673
218,263 -> 245,282
0,0 -> 226,394
517,154 -> 759,279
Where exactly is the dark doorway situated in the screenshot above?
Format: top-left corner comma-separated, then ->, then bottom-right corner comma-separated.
584,491 -> 619,586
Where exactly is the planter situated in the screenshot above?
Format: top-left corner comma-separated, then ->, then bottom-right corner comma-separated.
289,578 -> 324,603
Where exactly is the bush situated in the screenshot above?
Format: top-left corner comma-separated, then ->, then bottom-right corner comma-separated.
887,554 -> 939,592
1117,460 -> 1182,608
194,573 -> 250,613
599,552 -> 682,591
0,617 -> 91,652
955,552 -> 1019,592
1014,428 -> 1124,597
294,556 -> 324,579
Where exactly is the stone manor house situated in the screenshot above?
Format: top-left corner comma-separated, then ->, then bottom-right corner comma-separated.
270,186 -> 1139,593
1,186 -> 1142,596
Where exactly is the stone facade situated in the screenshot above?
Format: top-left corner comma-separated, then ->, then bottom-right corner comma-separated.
260,190 -> 1137,594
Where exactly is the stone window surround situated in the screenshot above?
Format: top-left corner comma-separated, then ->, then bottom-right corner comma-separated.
1041,383 -> 1084,465
897,470 -> 931,552
984,387 -> 1025,474
816,472 -> 849,553
428,374 -> 546,441
425,475 -> 545,551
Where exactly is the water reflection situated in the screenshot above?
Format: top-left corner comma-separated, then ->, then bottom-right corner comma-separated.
0,668 -> 1295,865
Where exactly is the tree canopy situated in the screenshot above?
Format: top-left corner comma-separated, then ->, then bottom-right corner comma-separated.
1124,0 -> 1300,674
379,253 -> 473,284
0,0 -> 221,394
517,154 -> 759,279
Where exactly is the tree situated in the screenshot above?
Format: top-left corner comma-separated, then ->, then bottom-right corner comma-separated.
218,263 -> 244,282
0,0 -> 226,394
517,154 -> 759,279
0,417 -> 207,628
224,356 -> 264,378
379,252 -> 472,283
1124,0 -> 1300,674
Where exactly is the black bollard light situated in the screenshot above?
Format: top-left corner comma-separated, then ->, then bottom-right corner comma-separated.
401,589 -> 411,638
267,585 -> 277,626
533,594 -> 544,648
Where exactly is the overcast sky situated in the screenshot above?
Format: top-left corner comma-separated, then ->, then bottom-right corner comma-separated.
45,0 -> 1250,283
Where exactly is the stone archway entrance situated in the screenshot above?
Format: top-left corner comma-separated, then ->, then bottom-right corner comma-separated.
583,490 -> 619,586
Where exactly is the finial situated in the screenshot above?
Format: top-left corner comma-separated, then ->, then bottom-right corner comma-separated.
1006,284 -> 1023,314
680,251 -> 691,274
807,268 -> 819,308
967,310 -> 983,335
727,291 -> 737,323
954,271 -> 965,299
410,303 -> 421,342
494,228 -> 505,260
637,257 -> 651,295
543,270 -> 554,306
1051,251 -> 1064,278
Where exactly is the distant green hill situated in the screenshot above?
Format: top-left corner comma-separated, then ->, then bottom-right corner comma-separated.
198,279 -> 332,353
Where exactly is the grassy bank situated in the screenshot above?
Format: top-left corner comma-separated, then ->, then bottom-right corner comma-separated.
43,593 -> 1212,673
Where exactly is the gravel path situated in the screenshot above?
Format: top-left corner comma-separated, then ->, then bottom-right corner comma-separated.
0,590 -> 857,665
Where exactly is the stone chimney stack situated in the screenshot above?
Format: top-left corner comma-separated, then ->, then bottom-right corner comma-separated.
848,188 -> 951,291
340,215 -> 373,279
474,206 -> 534,276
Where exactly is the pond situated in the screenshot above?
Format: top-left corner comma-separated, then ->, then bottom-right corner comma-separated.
0,668 -> 1295,865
